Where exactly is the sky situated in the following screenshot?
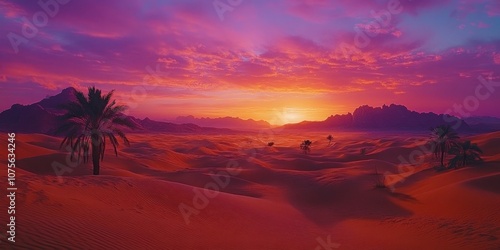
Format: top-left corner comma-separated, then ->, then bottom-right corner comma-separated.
0,0 -> 499,125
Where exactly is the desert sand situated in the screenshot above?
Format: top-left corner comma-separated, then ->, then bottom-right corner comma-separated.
1,131 -> 499,249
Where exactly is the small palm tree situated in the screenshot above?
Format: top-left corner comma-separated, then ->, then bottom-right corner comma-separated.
373,168 -> 387,189
360,148 -> 366,155
57,87 -> 137,175
267,142 -> 274,147
430,125 -> 460,168
327,135 -> 333,146
300,140 -> 312,154
448,140 -> 483,169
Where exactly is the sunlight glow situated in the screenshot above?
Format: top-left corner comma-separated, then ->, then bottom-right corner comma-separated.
281,108 -> 304,124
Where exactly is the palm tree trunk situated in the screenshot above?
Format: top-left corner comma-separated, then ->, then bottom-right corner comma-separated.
463,152 -> 467,167
440,150 -> 445,167
92,140 -> 100,175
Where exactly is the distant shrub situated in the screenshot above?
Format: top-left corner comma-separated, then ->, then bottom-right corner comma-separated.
300,140 -> 312,154
327,135 -> 333,146
373,168 -> 387,189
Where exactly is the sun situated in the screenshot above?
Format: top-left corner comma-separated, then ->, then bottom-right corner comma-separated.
282,108 -> 304,124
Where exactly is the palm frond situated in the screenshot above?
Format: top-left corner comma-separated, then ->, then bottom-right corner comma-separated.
112,116 -> 139,130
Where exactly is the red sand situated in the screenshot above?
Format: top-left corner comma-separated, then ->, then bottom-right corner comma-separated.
0,131 -> 499,249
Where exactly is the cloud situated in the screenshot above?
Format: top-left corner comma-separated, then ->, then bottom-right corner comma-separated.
476,21 -> 490,28
1,0 -> 500,118
494,53 -> 500,64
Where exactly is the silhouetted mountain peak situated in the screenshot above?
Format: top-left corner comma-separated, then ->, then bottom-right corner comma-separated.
10,103 -> 24,110
37,87 -> 77,114
61,86 -> 77,93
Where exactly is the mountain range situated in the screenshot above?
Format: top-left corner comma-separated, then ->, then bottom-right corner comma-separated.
0,87 -> 232,134
175,115 -> 271,130
0,87 -> 498,134
281,104 -> 493,132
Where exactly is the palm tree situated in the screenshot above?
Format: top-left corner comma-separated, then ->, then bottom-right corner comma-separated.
300,140 -> 312,154
448,140 -> 483,169
57,87 -> 137,175
429,124 -> 460,168
327,135 -> 333,146
267,142 -> 274,147
360,148 -> 366,155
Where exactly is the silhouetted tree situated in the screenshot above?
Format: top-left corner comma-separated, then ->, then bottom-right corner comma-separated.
57,87 -> 137,175
373,167 -> 387,189
448,140 -> 483,169
327,135 -> 333,146
267,142 -> 274,147
360,148 -> 366,155
430,125 -> 460,168
300,140 -> 312,154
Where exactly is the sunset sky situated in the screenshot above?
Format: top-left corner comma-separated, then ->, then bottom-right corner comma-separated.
1,0 -> 499,124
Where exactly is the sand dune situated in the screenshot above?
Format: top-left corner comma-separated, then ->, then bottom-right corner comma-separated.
0,131 -> 499,249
